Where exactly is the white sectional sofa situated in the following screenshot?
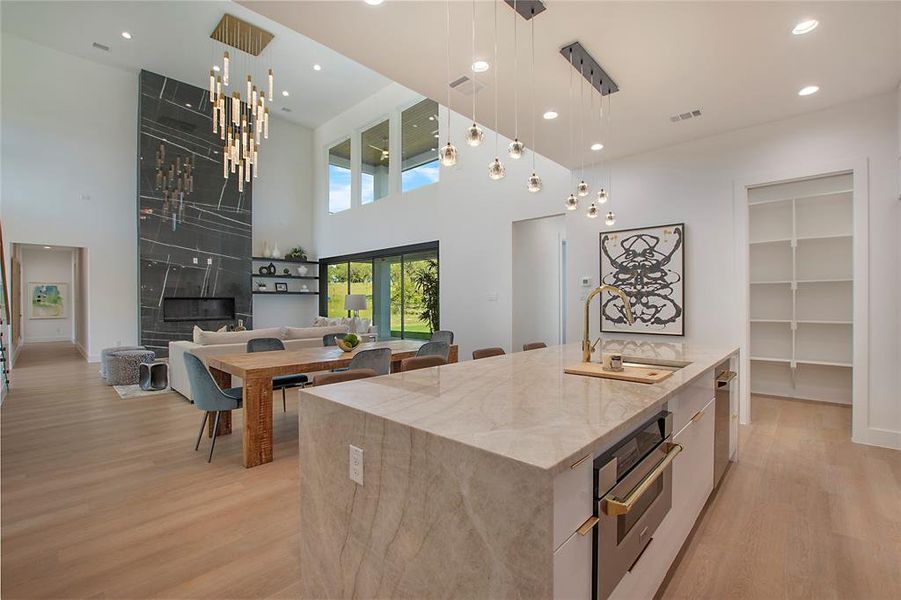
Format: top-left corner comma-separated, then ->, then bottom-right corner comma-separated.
169,321 -> 376,401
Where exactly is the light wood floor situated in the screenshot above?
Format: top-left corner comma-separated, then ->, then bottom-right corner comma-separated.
2,343 -> 899,599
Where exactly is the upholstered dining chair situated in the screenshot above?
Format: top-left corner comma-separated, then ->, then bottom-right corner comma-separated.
522,342 -> 547,351
416,341 -> 450,361
322,333 -> 347,346
348,348 -> 392,376
472,347 -> 505,360
246,337 -> 308,412
430,330 -> 454,345
400,355 -> 447,372
312,369 -> 378,387
184,353 -> 243,463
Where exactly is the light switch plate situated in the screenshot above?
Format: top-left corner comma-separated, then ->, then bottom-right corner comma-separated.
349,445 -> 363,485
487,292 -> 499,302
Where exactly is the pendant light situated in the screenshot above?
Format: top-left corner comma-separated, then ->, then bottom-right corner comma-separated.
526,6 -> 541,192
507,1 -> 524,159
564,48 -> 578,211
597,188 -> 609,204
593,81 -> 608,205
465,0 -> 484,147
576,62 -> 589,197
439,0 -> 457,167
587,203 -> 599,218
605,211 -> 616,226
488,0 -> 506,180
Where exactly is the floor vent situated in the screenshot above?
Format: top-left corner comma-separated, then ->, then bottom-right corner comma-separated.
449,75 -> 485,96
92,42 -> 110,52
670,108 -> 702,123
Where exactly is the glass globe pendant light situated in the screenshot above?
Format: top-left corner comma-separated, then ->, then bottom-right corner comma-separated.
465,0 -> 483,148
525,6 -> 541,191
565,194 -> 578,211
577,180 -> 589,197
587,203 -> 599,219
488,157 -> 506,180
439,142 -> 458,167
527,172 -> 542,193
507,10 -> 524,160
486,1 -> 504,180
440,1 -> 458,168
605,211 -> 616,226
597,188 -> 608,204
508,139 -> 524,159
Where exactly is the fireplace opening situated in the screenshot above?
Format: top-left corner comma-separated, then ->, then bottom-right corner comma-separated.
163,297 -> 236,322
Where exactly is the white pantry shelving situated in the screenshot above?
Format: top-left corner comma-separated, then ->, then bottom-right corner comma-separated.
747,173 -> 853,405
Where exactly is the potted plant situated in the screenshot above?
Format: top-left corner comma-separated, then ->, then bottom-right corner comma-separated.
286,246 -> 307,261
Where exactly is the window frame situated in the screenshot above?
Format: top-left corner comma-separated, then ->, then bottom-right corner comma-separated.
326,136 -> 353,215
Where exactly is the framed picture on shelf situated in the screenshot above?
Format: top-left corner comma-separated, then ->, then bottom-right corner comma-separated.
599,223 -> 685,336
275,282 -> 288,292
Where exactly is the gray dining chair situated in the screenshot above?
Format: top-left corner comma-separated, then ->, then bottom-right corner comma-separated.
246,337 -> 308,412
416,341 -> 450,361
323,333 -> 347,346
431,330 -> 454,345
184,353 -> 243,463
348,347 -> 392,376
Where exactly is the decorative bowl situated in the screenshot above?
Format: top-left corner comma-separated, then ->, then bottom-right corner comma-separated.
336,334 -> 360,352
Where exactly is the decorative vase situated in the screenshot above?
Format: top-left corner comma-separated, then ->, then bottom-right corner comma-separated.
272,242 -> 282,259
297,265 -> 308,277
262,241 -> 272,258
267,262 -> 277,275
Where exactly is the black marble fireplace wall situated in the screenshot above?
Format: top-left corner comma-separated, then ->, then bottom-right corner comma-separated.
138,70 -> 251,357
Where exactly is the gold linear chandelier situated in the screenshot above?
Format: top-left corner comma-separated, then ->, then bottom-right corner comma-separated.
209,14 -> 275,192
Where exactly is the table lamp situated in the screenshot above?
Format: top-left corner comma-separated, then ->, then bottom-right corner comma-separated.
344,294 -> 367,333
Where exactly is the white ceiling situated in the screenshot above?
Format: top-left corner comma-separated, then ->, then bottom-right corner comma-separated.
0,1 -> 392,129
240,1 -> 901,167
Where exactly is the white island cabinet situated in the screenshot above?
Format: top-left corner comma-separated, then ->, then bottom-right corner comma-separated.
299,343 -> 736,599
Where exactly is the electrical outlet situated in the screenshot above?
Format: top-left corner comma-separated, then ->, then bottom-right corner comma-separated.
349,445 -> 363,485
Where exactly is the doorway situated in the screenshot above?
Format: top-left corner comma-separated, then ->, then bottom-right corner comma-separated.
512,215 -> 566,351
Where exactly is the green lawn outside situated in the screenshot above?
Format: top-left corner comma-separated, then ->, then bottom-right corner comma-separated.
327,281 -> 430,336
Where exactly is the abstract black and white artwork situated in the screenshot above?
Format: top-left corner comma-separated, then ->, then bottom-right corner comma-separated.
599,223 -> 685,336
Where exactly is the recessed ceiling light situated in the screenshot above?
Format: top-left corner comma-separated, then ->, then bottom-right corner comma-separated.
313,64 -> 322,71
121,31 -> 132,40
471,60 -> 490,73
212,65 -> 220,72
792,19 -> 818,35
590,143 -> 604,151
798,85 -> 819,96
428,116 -> 435,121
364,0 -> 384,5
185,103 -> 192,108
543,110 -> 558,120
281,90 -> 289,97
43,246 -> 52,249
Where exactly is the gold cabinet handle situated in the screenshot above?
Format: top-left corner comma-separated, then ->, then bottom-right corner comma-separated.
603,442 -> 682,516
577,516 -> 599,536
691,409 -> 705,423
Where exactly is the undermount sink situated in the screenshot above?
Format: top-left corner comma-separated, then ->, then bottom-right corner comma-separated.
620,356 -> 692,371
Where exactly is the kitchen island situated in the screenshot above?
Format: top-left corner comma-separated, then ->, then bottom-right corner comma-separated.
298,340 -> 739,599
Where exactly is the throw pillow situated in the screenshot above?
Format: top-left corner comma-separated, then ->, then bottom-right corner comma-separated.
192,324 -> 227,343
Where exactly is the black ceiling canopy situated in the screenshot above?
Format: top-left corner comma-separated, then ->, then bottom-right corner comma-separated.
559,41 -> 620,96
503,0 -> 546,20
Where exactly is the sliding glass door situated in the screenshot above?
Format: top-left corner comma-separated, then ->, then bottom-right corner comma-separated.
321,242 -> 438,340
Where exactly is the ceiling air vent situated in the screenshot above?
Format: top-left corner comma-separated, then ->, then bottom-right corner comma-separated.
281,107 -> 292,113
449,75 -> 486,96
92,42 -> 110,52
670,109 -> 702,123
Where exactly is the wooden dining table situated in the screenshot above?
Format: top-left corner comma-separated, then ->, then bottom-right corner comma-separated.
205,339 -> 459,468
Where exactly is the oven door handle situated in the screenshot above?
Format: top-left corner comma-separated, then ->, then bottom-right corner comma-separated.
602,442 -> 682,517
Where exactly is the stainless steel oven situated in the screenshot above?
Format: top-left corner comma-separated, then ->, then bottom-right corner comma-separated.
593,411 -> 682,600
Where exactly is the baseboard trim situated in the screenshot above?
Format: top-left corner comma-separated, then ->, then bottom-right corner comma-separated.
852,427 -> 901,451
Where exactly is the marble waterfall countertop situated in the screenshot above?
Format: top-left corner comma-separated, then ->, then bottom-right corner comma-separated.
302,340 -> 738,476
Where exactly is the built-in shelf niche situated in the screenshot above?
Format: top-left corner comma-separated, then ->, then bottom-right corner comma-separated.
747,172 -> 853,405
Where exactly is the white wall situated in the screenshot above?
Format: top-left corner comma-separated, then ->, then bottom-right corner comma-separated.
2,36 -> 137,361
20,247 -> 74,343
512,215 -> 566,352
252,118 -> 317,328
313,83 -> 572,359
1,35 -> 316,358
567,91 -> 900,449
